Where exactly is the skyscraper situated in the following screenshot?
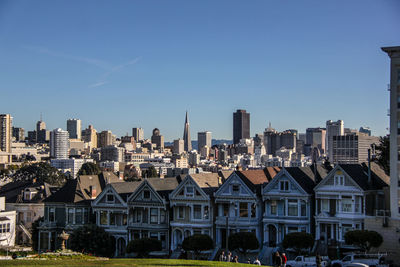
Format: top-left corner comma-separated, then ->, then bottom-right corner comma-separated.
173,139 -> 184,154
151,128 -> 164,150
183,111 -> 192,152
82,125 -> 98,150
233,109 -> 250,144
50,128 -> 69,159
382,46 -> 400,220
132,127 -> 144,142
326,120 -> 344,161
98,130 -> 114,148
12,127 -> 25,142
0,114 -> 12,153
198,131 -> 212,152
67,119 -> 82,140
306,127 -> 326,154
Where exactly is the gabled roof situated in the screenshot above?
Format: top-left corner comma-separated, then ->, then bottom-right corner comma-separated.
0,180 -> 58,203
111,181 -> 142,200
339,163 -> 389,191
214,171 -> 257,200
236,168 -> 279,194
146,177 -> 179,199
44,174 -> 108,204
177,173 -> 221,195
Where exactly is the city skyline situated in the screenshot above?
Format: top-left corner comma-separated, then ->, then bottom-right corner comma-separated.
1,1 -> 399,140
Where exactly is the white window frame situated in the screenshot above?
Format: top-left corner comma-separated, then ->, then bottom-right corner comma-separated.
280,180 -> 289,191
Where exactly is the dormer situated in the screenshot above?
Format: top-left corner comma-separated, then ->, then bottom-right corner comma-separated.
333,171 -> 345,186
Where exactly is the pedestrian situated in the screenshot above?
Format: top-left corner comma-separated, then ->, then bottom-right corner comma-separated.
219,251 -> 226,261
316,253 -> 322,267
281,253 -> 287,267
227,251 -> 232,262
253,257 -> 261,265
247,258 -> 251,264
274,252 -> 282,267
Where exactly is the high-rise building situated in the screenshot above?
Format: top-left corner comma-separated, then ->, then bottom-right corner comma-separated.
326,120 -> 344,161
36,120 -> 46,132
332,134 -> 379,164
82,125 -> 98,150
98,130 -> 114,148
12,127 -> 25,142
173,139 -> 184,154
132,127 -> 144,142
383,46 -> 400,220
151,128 -> 164,150
305,127 -> 326,154
233,109 -> 250,144
0,114 -> 12,153
50,128 -> 69,159
198,131 -> 211,152
183,111 -> 192,152
67,119 -> 82,140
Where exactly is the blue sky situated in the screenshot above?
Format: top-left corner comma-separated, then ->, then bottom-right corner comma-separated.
1,1 -> 399,141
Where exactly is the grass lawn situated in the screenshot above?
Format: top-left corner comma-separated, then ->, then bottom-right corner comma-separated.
0,258 -> 259,267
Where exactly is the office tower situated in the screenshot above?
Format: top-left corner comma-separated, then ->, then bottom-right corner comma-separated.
98,130 -> 114,148
326,120 -> 344,161
183,111 -> 192,152
382,46 -> 400,219
233,109 -> 250,144
173,139 -> 185,154
332,134 -> 379,164
36,120 -> 46,132
132,127 -> 144,142
359,127 -> 372,136
280,130 -> 297,151
151,128 -> 164,150
12,127 -> 25,142
67,119 -> 82,140
198,131 -> 211,152
50,128 -> 69,159
0,114 -> 12,153
305,127 -> 326,154
101,146 -> 125,162
82,125 -> 98,150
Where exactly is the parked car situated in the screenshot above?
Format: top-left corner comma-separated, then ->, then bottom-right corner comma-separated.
286,255 -> 329,267
331,253 -> 388,267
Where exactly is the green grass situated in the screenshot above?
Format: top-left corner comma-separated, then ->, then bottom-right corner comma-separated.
0,258 -> 257,267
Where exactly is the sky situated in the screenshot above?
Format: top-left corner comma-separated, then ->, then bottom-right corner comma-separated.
1,0 -> 399,141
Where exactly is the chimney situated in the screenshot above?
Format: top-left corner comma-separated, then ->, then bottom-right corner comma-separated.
90,186 -> 97,199
367,148 -> 372,185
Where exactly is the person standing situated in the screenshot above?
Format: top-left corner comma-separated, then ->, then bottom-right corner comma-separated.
219,251 -> 226,261
281,253 -> 287,267
227,251 -> 232,262
274,252 -> 282,267
233,255 -> 239,263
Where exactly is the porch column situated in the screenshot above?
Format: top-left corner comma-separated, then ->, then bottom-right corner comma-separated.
48,232 -> 51,251
285,198 -> 288,216
338,223 -> 342,241
315,223 -> 320,239
38,231 -> 41,251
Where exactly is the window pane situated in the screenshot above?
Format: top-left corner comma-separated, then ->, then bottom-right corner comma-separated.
68,208 -> 74,224
194,205 -> 201,219
288,200 -> 298,216
75,208 -> 82,224
240,202 -> 248,217
150,208 -> 158,223
204,206 -> 209,220
270,200 -> 277,215
100,211 -> 108,225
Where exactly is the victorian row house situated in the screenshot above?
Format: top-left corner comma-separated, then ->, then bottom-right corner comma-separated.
34,164 -> 388,258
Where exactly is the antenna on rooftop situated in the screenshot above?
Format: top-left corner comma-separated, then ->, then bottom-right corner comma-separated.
40,112 -> 43,121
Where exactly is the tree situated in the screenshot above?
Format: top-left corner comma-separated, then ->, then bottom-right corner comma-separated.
228,232 -> 259,257
344,230 -> 383,252
282,232 -> 314,255
126,238 -> 162,258
14,162 -> 66,186
77,162 -> 101,176
141,166 -> 158,178
69,224 -> 115,257
182,234 -> 214,259
375,136 -> 389,175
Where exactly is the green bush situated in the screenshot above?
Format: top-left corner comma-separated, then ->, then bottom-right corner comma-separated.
228,232 -> 259,257
282,232 -> 314,255
182,234 -> 213,259
126,238 -> 162,258
344,230 -> 383,252
69,224 -> 115,257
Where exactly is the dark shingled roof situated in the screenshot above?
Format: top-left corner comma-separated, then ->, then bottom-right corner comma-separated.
44,174 -> 117,204
147,177 -> 179,199
110,181 -> 141,201
284,165 -> 330,194
0,181 -> 58,203
339,163 -> 389,190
